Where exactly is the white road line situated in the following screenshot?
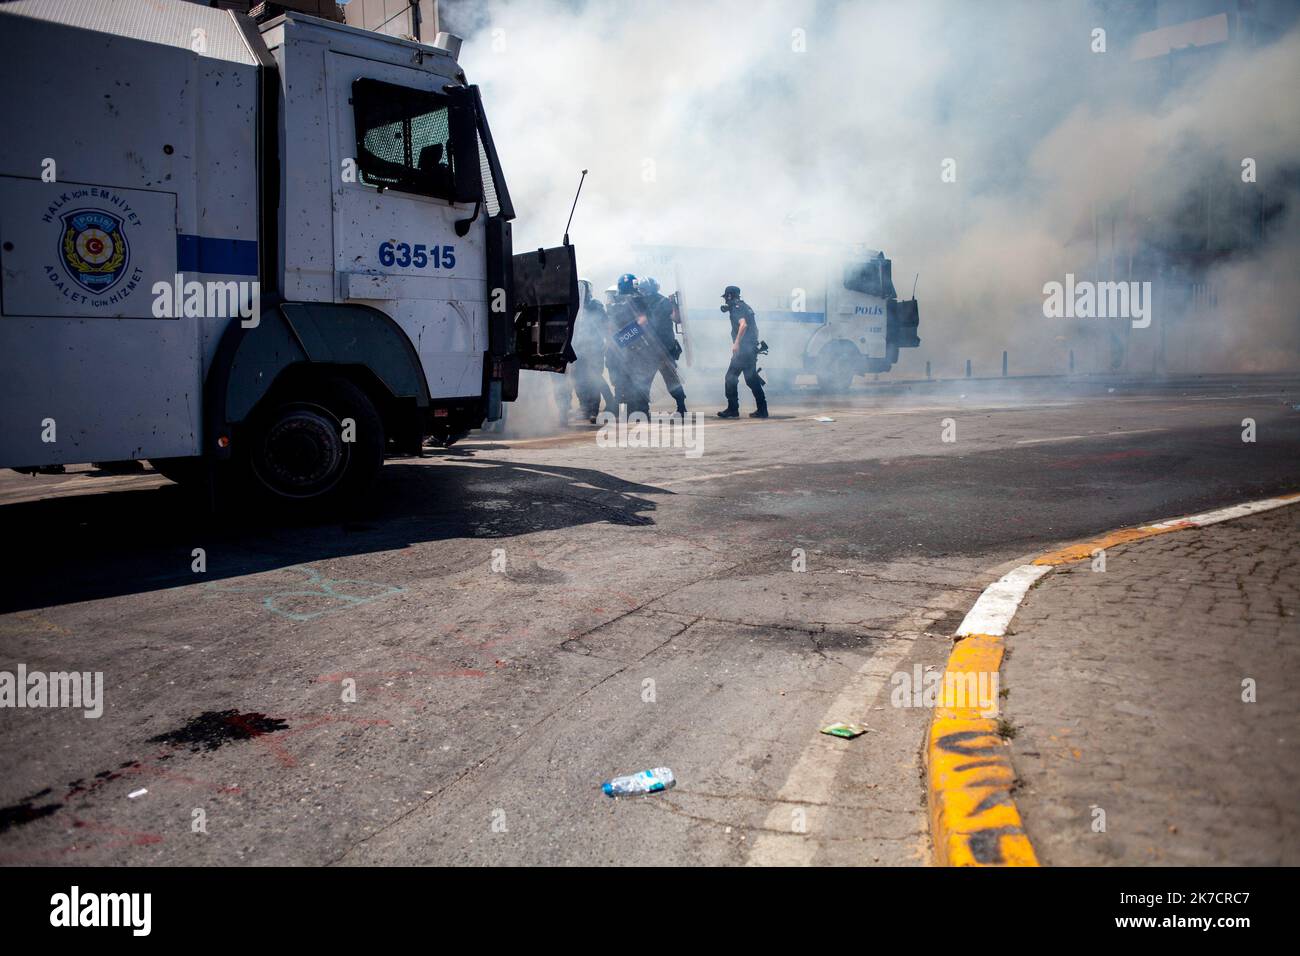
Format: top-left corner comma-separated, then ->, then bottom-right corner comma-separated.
823,402 -> 1079,420
660,464 -> 785,486
1014,427 -> 1166,445
466,419 -> 751,447
1187,393 -> 1286,401
955,565 -> 1052,637
1014,435 -> 1087,445
745,601 -> 956,866
1106,428 -> 1168,437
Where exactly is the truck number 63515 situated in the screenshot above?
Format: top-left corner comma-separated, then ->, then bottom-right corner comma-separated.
378,241 -> 455,270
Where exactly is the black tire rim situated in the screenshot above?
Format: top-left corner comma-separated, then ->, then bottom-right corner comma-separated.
251,401 -> 349,499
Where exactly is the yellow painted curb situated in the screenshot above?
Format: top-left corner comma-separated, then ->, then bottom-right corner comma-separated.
924,491 -> 1300,867
1033,522 -> 1191,565
928,716 -> 1038,866
926,632 -> 1038,866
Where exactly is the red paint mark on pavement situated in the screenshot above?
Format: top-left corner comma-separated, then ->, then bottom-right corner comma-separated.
246,713 -> 392,769
315,668 -> 486,682
71,818 -> 164,848
114,756 -> 242,796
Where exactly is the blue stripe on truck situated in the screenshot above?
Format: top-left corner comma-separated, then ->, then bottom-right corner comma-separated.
176,235 -> 259,276
758,310 -> 826,324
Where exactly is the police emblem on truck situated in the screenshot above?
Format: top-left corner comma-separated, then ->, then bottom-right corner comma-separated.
58,209 -> 130,294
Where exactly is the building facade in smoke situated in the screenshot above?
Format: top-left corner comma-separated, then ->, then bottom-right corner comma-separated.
181,0 -> 439,40
181,0 -> 344,22
341,0 -> 438,40
1083,0 -> 1300,374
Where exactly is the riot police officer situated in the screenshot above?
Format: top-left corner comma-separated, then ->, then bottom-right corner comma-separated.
572,279 -> 615,422
637,277 -> 678,358
636,276 -> 688,416
605,273 -> 644,413
608,274 -> 688,417
718,285 -> 767,418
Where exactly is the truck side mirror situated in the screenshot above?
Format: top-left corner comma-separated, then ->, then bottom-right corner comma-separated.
445,89 -> 482,206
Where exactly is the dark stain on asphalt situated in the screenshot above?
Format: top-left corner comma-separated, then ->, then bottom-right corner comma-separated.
0,790 -> 60,834
0,718 -> 280,837
66,759 -> 153,798
147,710 -> 289,753
505,563 -> 568,585
67,768 -> 126,798
1,763 -> 153,835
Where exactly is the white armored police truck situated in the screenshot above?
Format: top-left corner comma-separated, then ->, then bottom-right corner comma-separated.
634,244 -> 920,392
0,0 -> 577,511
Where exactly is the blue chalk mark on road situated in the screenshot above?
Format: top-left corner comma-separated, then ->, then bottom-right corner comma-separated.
204,566 -> 405,622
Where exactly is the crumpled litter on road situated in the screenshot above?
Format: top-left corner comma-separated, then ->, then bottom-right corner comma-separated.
820,722 -> 869,739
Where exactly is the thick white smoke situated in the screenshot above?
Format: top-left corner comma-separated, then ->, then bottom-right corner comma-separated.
446,0 -> 1300,387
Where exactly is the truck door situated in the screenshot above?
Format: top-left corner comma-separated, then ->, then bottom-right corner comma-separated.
326,54 -> 486,401
512,244 -> 578,373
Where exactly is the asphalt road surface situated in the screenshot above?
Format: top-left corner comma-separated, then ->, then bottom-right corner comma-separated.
1,374 -> 1297,865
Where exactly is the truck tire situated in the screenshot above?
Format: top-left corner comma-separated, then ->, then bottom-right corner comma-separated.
816,346 -> 857,394
241,376 -> 384,514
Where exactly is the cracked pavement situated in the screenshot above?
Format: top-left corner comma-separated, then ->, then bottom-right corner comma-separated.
1,374 -> 1297,864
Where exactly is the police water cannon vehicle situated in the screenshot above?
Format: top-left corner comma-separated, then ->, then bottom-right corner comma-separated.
634,243 -> 920,392
0,0 -> 578,511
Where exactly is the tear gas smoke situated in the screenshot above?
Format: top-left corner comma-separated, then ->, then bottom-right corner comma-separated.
444,0 -> 1300,423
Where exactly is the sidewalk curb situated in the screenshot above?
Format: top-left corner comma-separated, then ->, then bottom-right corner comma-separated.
925,491 -> 1300,867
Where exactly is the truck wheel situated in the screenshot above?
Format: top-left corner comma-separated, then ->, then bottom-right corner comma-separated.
243,376 -> 384,513
817,348 -> 856,393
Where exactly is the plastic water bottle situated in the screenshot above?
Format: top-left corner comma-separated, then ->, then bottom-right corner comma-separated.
601,767 -> 676,797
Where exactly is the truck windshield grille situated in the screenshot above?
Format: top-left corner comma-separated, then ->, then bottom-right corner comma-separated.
353,78 -> 463,201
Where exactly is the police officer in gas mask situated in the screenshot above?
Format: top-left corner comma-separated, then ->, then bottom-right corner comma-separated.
718,285 -> 767,418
